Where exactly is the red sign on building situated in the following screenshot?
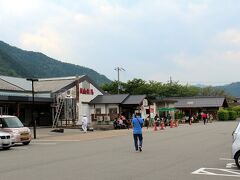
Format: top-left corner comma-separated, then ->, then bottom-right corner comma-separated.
80,88 -> 94,95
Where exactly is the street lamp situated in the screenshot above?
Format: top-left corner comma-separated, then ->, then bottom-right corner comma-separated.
27,78 -> 39,139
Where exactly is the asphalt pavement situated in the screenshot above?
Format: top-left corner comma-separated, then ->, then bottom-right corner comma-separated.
0,121 -> 239,180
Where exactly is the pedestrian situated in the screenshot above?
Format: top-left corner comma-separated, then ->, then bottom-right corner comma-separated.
201,112 -> 207,125
82,115 -> 88,133
154,114 -> 160,127
188,114 -> 192,125
131,113 -> 144,152
144,115 -> 150,129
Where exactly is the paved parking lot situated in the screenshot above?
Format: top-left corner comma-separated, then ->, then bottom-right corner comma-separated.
0,121 -> 239,180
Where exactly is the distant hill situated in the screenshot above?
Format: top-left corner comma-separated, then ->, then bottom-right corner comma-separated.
194,83 -> 240,97
0,41 -> 111,85
216,82 -> 240,97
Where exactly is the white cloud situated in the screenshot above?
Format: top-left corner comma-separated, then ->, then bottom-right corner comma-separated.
167,50 -> 240,85
19,26 -> 70,61
0,0 -> 38,15
0,0 -> 240,85
216,29 -> 240,45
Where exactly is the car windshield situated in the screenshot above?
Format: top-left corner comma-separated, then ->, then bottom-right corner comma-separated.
2,117 -> 24,128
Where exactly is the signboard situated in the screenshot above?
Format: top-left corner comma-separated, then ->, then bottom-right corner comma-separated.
187,101 -> 194,105
80,88 -> 94,95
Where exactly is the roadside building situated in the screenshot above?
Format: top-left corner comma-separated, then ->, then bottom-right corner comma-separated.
89,94 -> 148,125
169,96 -> 228,119
0,75 -> 104,126
152,99 -> 177,120
0,76 -> 52,125
152,96 -> 228,120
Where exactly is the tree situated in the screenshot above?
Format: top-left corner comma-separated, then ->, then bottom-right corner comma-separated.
100,78 -> 230,100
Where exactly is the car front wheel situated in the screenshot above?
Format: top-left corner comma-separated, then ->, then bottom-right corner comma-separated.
235,152 -> 240,169
22,141 -> 30,145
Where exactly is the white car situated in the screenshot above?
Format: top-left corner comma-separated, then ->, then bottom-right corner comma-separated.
0,131 -> 12,150
232,121 -> 240,168
0,115 -> 31,145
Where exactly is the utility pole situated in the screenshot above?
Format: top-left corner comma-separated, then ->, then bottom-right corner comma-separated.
170,76 -> 172,85
26,78 -> 39,139
114,67 -> 125,94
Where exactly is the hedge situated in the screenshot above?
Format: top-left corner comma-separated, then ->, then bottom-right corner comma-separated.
217,110 -> 229,121
232,106 -> 240,117
217,109 -> 237,120
228,110 -> 237,120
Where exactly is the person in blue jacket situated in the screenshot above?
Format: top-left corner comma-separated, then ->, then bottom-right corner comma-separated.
131,113 -> 144,152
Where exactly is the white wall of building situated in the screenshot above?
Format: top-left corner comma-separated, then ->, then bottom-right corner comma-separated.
78,81 -> 103,123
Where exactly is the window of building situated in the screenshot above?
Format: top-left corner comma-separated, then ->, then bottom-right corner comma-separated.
109,108 -> 117,114
95,108 -> 101,114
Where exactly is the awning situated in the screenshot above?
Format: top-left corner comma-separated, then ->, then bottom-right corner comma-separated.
158,107 -> 176,112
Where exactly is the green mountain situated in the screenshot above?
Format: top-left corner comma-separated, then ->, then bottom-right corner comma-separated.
0,41 -> 111,85
216,82 -> 240,97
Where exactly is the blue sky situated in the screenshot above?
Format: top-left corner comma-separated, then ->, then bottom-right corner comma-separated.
1,0 -> 240,85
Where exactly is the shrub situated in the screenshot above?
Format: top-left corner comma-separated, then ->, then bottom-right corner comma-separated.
232,106 -> 240,117
175,111 -> 184,119
228,110 -> 237,120
218,109 -> 229,121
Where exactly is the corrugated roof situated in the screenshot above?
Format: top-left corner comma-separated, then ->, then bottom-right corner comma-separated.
0,75 -> 105,95
122,95 -> 146,105
34,78 -> 76,92
0,78 -> 24,91
169,97 -> 227,108
0,76 -> 30,90
89,94 -> 129,104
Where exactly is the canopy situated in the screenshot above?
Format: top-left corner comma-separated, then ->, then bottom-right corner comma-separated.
158,107 -> 176,112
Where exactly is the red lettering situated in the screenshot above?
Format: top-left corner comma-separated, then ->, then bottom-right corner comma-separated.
80,88 -> 94,95
80,88 -> 83,94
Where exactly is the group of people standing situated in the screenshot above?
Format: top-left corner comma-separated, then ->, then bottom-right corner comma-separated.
153,114 -> 172,127
185,112 -> 214,125
113,115 -> 131,129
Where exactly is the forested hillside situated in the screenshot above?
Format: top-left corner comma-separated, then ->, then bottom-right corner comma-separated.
217,82 -> 240,97
0,41 -> 111,85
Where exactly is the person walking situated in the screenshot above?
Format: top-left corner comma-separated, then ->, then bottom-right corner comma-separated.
82,115 -> 88,133
144,115 -> 150,129
201,112 -> 207,125
131,113 -> 144,152
188,114 -> 192,125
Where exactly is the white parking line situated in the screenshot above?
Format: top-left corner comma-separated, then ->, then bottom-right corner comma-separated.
13,147 -> 29,150
219,158 -> 234,161
33,140 -> 82,142
192,168 -> 240,178
31,142 -> 57,145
